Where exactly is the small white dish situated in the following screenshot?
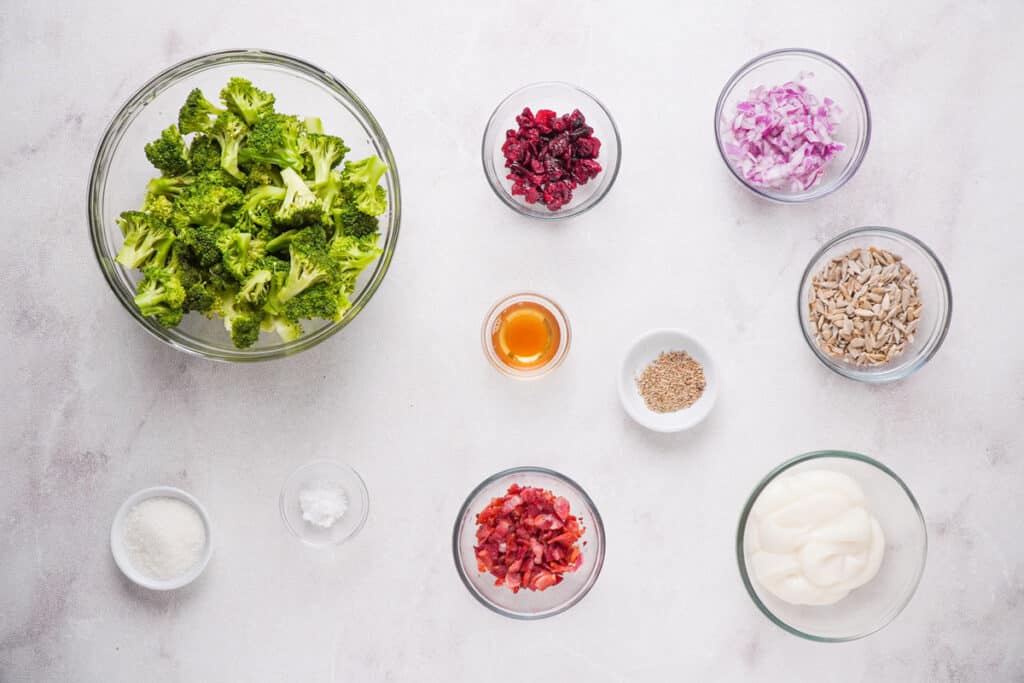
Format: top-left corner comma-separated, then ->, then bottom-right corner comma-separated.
618,329 -> 719,432
280,460 -> 370,547
110,486 -> 213,591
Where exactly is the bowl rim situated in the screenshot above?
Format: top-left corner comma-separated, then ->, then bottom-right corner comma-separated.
480,80 -> 622,220
713,47 -> 871,204
735,450 -> 928,642
617,328 -> 719,432
87,48 -> 402,362
481,292 -> 572,379
797,226 -> 953,383
451,465 -> 606,620
279,459 -> 370,547
110,485 -> 214,591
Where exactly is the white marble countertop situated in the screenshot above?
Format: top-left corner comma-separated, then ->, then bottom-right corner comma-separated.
2,0 -> 1023,680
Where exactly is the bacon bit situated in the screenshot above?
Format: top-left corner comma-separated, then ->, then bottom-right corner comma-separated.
474,484 -> 586,593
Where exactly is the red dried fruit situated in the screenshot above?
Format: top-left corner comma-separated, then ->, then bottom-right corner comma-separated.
473,484 -> 585,593
501,107 -> 603,212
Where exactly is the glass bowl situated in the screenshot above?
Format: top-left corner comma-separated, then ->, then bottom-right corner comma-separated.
452,466 -> 605,619
481,292 -> 571,379
798,226 -> 952,383
280,460 -> 369,547
714,48 -> 870,203
482,82 -> 621,219
737,451 -> 927,642
88,49 -> 401,361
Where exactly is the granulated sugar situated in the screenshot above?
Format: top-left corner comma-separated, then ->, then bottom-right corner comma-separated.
123,497 -> 206,580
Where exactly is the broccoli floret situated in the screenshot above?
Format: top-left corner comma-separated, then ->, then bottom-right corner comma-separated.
263,229 -> 298,253
174,176 -> 244,227
218,293 -> 263,349
282,282 -> 347,322
143,194 -> 175,223
216,228 -> 264,281
332,201 -> 380,238
178,223 -> 226,267
238,268 -> 273,306
244,163 -> 280,190
331,233 -> 382,279
219,77 -> 275,126
115,211 -> 174,268
144,125 -> 190,176
209,112 -> 248,181
164,243 -> 217,314
272,167 -> 322,227
178,88 -> 224,135
188,135 -> 222,173
134,265 -> 186,327
146,175 -> 193,198
341,156 -> 388,216
240,114 -> 304,170
276,246 -> 332,304
301,133 -> 349,187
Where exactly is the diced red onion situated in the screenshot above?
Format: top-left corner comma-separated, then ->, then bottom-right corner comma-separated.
723,73 -> 844,193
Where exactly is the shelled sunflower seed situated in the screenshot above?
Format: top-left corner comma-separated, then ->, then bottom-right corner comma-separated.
808,247 -> 922,367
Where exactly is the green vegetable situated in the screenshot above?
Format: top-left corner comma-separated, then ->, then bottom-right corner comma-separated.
144,125 -> 190,176
116,77 -> 388,348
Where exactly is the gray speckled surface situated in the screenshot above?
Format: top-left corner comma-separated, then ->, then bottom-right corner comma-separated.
2,0 -> 1023,681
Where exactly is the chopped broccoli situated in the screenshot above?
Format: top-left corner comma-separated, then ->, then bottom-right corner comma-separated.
144,125 -> 190,176
174,175 -> 243,227
240,114 -> 304,171
143,194 -> 175,223
341,156 -> 388,216
303,117 -> 324,134
332,201 -> 380,238
274,167 -> 322,227
146,175 -> 193,198
216,228 -> 265,281
115,211 -> 174,268
276,244 -> 332,304
301,133 -> 349,187
134,265 -> 186,327
118,77 -> 388,348
178,88 -> 224,135
188,134 -> 222,173
219,77 -> 275,126
209,111 -> 248,181
238,268 -> 273,307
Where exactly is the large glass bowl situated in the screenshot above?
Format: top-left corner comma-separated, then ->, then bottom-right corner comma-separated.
482,81 -> 621,220
715,48 -> 870,203
88,49 -> 401,361
798,226 -> 952,382
452,466 -> 605,620
737,451 -> 927,642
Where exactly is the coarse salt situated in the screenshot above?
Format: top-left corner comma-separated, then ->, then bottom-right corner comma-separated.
299,484 -> 349,529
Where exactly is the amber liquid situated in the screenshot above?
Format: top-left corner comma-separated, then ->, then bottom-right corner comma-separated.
491,301 -> 561,369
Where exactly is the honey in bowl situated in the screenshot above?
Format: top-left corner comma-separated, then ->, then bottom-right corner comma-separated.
491,301 -> 562,369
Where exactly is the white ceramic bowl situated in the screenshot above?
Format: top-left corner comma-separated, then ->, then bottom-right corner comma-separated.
110,486 -> 214,591
618,329 -> 719,432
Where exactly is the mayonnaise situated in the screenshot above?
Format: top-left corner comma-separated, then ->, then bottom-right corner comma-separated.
745,469 -> 885,606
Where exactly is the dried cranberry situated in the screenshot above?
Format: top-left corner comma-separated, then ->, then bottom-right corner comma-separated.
501,106 -> 603,212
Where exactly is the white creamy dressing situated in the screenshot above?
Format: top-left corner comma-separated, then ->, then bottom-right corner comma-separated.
746,469 -> 885,606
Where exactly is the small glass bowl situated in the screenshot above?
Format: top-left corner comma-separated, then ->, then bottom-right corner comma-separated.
737,451 -> 927,642
280,460 -> 369,547
714,48 -> 870,203
482,82 -> 621,219
798,226 -> 952,383
452,466 -> 605,620
481,293 -> 571,379
89,49 -> 401,361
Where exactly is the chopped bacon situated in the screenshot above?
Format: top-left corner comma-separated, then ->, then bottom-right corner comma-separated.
473,484 -> 586,593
